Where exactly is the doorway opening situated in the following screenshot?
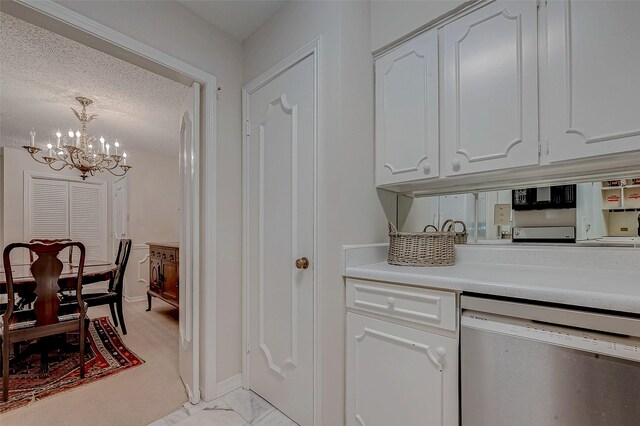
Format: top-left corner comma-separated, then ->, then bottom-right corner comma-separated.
0,2 -> 218,421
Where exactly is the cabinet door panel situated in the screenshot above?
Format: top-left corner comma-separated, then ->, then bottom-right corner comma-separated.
150,257 -> 162,292
547,0 -> 640,162
162,260 -> 179,301
375,29 -> 439,185
443,0 -> 539,176
346,313 -> 458,426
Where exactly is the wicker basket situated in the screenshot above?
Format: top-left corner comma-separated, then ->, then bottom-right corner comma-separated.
441,219 -> 468,244
387,222 -> 456,267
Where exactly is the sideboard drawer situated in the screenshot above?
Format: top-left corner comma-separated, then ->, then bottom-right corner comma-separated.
346,279 -> 456,331
154,248 -> 177,261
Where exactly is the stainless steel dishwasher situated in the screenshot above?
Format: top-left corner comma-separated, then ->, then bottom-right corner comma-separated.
461,295 -> 640,426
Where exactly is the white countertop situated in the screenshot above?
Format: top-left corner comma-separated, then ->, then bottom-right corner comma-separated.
343,244 -> 640,314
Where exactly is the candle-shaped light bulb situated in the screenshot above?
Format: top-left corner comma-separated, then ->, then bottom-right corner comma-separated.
114,140 -> 120,155
105,143 -> 110,156
46,142 -> 53,157
68,129 -> 74,138
123,151 -> 127,165
56,131 -> 62,148
30,128 -> 36,147
75,130 -> 81,147
100,136 -> 105,154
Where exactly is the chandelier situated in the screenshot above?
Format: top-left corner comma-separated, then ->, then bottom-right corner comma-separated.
23,96 -> 132,180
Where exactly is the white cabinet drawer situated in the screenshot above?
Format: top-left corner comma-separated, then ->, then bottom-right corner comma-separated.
346,279 -> 456,331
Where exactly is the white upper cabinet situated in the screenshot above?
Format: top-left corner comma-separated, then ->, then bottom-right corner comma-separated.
375,29 -> 439,186
442,0 -> 539,176
547,0 -> 640,162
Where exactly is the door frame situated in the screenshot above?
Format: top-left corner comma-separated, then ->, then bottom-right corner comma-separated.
242,36 -> 322,425
7,0 -> 219,401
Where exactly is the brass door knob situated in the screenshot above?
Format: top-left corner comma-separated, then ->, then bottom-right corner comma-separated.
295,257 -> 310,270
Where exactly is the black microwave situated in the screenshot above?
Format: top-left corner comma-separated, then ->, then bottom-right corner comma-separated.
512,184 -> 576,211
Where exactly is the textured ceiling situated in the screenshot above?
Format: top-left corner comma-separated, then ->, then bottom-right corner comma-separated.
0,12 -> 189,157
178,0 -> 288,41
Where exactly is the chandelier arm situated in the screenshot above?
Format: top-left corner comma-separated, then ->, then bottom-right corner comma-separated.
28,152 -> 55,165
47,162 -> 69,172
105,159 -> 121,171
54,152 -> 74,169
105,167 -> 127,178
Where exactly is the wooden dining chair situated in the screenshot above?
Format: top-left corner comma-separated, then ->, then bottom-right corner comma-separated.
1,241 -> 88,402
82,239 -> 132,335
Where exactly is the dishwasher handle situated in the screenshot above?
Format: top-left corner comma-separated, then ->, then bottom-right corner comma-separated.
461,295 -> 640,338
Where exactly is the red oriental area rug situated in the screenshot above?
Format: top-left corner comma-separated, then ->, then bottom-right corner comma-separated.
0,317 -> 144,413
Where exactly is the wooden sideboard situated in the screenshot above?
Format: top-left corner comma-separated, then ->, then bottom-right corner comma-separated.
146,242 -> 179,310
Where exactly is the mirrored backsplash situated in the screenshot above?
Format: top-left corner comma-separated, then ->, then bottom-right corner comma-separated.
397,178 -> 640,247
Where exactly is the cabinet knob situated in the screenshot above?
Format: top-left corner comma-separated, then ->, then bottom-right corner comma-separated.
295,257 -> 309,270
451,159 -> 461,171
386,296 -> 395,308
422,163 -> 431,175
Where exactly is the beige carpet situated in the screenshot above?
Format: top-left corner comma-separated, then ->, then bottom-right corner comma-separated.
0,300 -> 188,426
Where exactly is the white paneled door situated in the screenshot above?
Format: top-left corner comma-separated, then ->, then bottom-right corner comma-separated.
179,82 -> 200,403
442,0 -> 539,176
245,53 -> 315,426
547,0 -> 640,162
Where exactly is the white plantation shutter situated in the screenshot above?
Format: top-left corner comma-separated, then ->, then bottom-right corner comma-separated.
32,179 -> 69,239
28,176 -> 106,263
31,179 -> 71,261
69,182 -> 104,262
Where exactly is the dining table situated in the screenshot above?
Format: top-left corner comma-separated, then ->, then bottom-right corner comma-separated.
0,261 -> 117,288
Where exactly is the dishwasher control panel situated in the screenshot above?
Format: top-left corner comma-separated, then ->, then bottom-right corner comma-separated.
462,311 -> 640,362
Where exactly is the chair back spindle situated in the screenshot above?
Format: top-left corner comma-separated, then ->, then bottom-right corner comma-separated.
110,239 -> 132,294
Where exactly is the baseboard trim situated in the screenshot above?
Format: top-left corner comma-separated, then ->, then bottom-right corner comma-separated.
216,374 -> 242,397
124,295 -> 147,303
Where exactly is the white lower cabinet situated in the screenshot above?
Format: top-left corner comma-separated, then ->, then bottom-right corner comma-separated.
346,312 -> 458,426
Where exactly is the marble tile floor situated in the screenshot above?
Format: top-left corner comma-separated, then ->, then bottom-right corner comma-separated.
149,388 -> 298,426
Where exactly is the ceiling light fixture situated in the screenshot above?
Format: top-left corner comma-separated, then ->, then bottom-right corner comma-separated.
23,96 -> 132,180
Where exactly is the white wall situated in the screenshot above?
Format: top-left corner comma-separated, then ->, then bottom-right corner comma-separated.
244,2 -> 388,423
53,0 -> 245,390
121,151 -> 180,302
371,0 -> 468,51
